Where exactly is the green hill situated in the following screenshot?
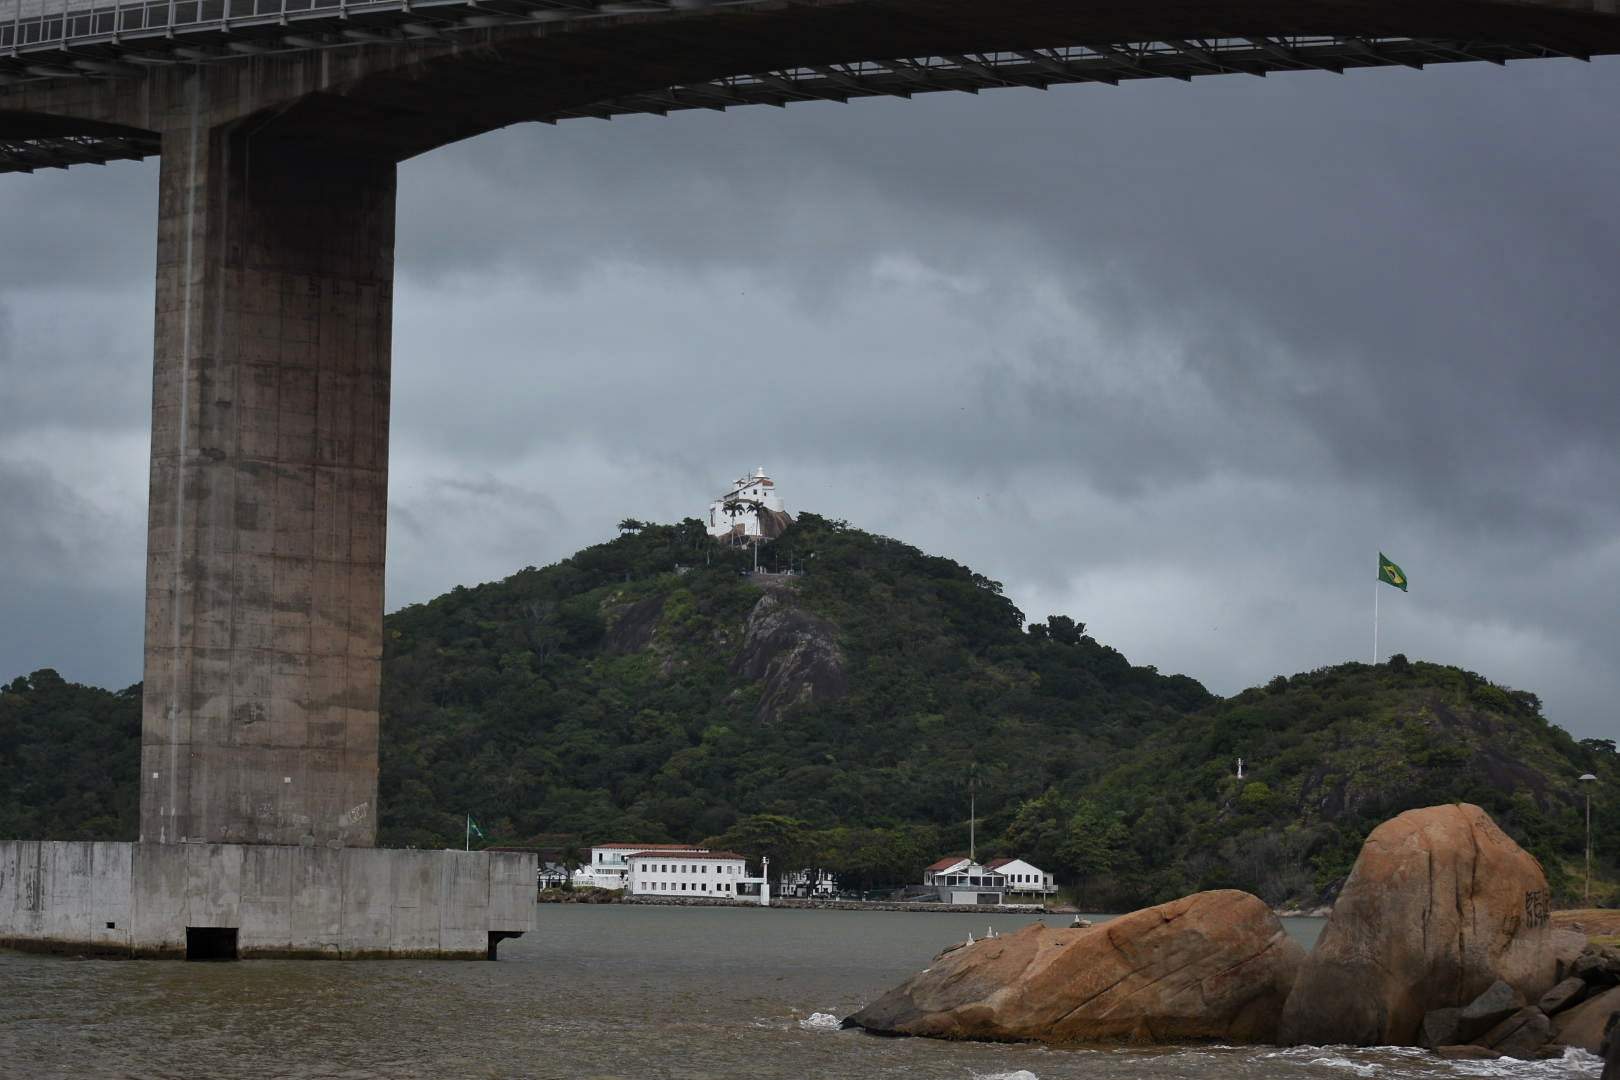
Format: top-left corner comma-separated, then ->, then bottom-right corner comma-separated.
1015,659 -> 1619,908
3,514 -> 1614,907
376,514 -> 1207,862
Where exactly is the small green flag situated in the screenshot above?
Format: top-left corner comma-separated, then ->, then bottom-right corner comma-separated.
1378,553 -> 1408,593
468,816 -> 485,840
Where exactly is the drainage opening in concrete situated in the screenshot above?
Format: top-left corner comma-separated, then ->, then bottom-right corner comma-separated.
186,927 -> 239,961
486,931 -> 522,960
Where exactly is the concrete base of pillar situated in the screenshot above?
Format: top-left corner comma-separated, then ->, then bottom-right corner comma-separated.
0,841 -> 534,960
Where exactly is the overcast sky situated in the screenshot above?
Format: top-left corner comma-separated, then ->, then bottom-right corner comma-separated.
2,56 -> 1618,741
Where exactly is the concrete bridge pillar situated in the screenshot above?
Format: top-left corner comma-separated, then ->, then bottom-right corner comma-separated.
139,77 -> 396,848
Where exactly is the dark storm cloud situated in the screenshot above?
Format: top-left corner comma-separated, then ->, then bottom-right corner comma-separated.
0,164 -> 157,288
399,60 -> 1620,539
3,55 -> 1618,740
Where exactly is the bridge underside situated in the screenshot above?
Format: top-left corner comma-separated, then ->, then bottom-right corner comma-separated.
3,0 -> 1620,172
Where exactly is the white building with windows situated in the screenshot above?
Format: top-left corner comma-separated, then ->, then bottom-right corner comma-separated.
706,467 -> 788,539
778,867 -> 839,899
923,855 -> 971,886
574,843 -> 706,890
986,857 -> 1057,898
625,850 -> 756,900
923,856 -> 1009,905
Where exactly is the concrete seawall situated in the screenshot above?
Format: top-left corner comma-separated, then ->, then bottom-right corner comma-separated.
0,841 -> 535,959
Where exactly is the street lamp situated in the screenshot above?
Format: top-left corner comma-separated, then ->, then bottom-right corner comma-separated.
1580,773 -> 1598,906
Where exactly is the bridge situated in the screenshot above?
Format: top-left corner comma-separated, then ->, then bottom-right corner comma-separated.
5,1 -> 1620,171
1,0 -> 1616,958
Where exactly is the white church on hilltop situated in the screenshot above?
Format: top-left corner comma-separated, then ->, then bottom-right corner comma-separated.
706,467 -> 792,542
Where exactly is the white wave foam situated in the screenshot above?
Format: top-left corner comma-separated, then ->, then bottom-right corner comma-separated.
1261,1044 -> 1605,1077
972,1071 -> 1039,1080
1307,1056 -> 1380,1076
1439,1047 -> 1604,1077
798,1012 -> 842,1032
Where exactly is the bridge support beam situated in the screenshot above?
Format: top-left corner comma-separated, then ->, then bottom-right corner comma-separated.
140,75 -> 397,849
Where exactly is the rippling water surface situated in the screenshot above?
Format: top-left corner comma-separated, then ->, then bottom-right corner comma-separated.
0,906 -> 1603,1079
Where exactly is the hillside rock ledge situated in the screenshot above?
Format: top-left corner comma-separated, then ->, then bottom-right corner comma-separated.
1279,802 -> 1558,1048
844,889 -> 1304,1045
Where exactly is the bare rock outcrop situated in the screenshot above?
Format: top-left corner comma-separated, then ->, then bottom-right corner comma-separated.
845,890 -> 1304,1045
603,594 -> 666,655
731,591 -> 846,723
1279,803 -> 1557,1047
1555,985 -> 1620,1055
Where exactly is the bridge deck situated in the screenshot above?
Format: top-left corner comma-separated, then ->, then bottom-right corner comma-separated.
2,0 -> 1618,173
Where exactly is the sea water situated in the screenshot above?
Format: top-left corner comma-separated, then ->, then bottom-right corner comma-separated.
0,905 -> 1603,1079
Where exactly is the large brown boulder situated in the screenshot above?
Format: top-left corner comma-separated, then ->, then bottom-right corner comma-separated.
1554,985 -> 1620,1054
845,890 -> 1303,1045
1279,803 -> 1557,1047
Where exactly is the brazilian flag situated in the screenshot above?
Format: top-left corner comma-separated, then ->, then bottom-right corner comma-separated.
1378,553 -> 1408,592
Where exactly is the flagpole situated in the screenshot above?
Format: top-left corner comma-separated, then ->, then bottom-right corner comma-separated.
1373,579 -> 1379,665
465,814 -> 470,852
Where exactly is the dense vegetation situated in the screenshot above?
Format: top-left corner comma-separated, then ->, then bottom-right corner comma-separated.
3,515 -> 1615,907
376,514 -> 1205,854
0,670 -> 139,840
1004,660 -> 1619,908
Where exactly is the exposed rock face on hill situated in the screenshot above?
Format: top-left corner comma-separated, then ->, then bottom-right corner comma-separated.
846,890 -> 1303,1045
1279,803 -> 1557,1047
731,592 -> 847,724
604,594 -> 666,655
713,508 -> 794,544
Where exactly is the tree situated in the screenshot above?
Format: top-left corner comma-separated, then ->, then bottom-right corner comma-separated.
1044,615 -> 1085,645
558,840 -> 585,890
703,814 -> 816,874
1054,800 -> 1126,886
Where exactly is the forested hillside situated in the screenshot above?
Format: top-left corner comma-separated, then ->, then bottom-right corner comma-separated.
375,513 -> 1207,859
3,514 -> 1614,907
0,670 -> 139,840
1001,660 -> 1619,908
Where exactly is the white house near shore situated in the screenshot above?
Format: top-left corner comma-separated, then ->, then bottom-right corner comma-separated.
986,857 -> 1057,898
778,867 -> 839,899
923,856 -> 1009,905
575,844 -> 773,904
574,843 -> 706,890
625,851 -> 751,898
923,856 -> 971,886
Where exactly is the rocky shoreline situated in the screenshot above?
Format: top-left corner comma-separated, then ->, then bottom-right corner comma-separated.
842,802 -> 1620,1075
